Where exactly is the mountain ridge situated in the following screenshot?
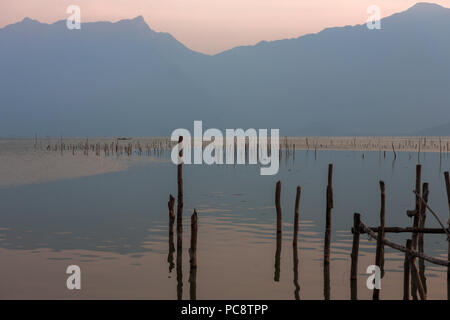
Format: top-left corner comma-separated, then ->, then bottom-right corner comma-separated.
0,2 -> 449,137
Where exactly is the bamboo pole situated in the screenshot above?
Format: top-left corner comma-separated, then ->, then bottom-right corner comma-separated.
350,213 -> 361,300
324,164 -> 333,300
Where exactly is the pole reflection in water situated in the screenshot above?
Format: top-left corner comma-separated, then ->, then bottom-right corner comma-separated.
167,195 -> 175,274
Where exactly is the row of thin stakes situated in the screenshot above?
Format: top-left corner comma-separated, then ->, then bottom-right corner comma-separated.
350,165 -> 450,300
167,136 -> 198,300
274,164 -> 333,300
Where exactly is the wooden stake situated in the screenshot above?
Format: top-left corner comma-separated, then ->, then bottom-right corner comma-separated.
351,213 -> 361,300
189,210 -> 198,300
274,177 -> 282,283
293,186 -> 301,300
444,171 -> 450,300
373,181 -> 386,300
275,181 -> 282,233
418,182 -> 429,294
177,136 -> 184,249
410,164 -> 421,299
293,186 -> 301,245
403,239 -> 411,300
324,163 -> 333,300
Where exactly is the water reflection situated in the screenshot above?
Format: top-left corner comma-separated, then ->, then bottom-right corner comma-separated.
0,140 -> 449,299
274,232 -> 281,282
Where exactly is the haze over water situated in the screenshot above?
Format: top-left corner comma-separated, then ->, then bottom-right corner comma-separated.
0,138 -> 448,299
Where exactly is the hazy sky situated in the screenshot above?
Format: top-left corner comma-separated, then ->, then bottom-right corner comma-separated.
0,0 -> 449,54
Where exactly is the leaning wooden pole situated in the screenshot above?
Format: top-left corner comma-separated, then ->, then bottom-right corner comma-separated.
410,255 -> 427,300
444,171 -> 450,300
350,213 -> 361,300
324,163 -> 333,300
373,181 -> 386,300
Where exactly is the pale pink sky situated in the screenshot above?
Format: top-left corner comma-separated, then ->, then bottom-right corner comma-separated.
0,0 -> 449,54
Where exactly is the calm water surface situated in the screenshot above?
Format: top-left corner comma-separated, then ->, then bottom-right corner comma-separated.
0,139 -> 448,299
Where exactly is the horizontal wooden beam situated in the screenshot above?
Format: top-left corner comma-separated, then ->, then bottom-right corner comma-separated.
352,226 -> 449,234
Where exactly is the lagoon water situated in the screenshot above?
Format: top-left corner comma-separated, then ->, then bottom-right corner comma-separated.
0,139 -> 448,299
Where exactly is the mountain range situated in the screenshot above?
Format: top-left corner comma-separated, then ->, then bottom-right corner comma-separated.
0,2 -> 449,137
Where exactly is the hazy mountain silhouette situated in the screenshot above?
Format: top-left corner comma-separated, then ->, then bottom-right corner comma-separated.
415,122 -> 450,136
1,2 -> 449,136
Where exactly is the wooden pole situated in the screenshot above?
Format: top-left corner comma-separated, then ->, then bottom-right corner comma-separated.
275,181 -> 282,234
350,213 -> 361,300
418,182 -> 429,294
373,181 -> 386,300
293,186 -> 301,300
189,210 -> 198,268
177,136 -> 184,249
176,136 -> 184,300
274,180 -> 282,282
444,171 -> 450,300
410,164 -> 421,299
404,239 -> 411,300
189,210 -> 198,300
324,163 -> 333,300
411,164 -> 422,249
293,186 -> 301,245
